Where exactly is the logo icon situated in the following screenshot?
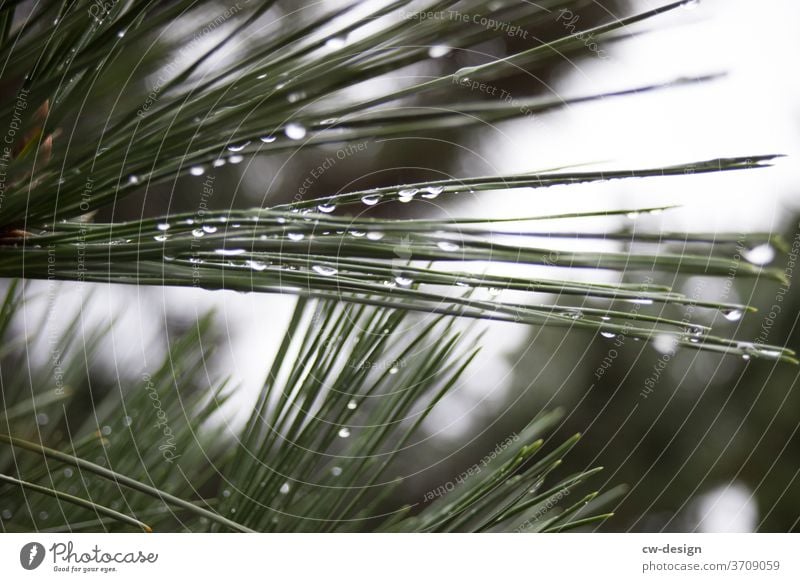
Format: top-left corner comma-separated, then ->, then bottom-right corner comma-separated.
20,542 -> 46,570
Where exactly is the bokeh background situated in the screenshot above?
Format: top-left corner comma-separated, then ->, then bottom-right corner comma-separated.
6,0 -> 800,531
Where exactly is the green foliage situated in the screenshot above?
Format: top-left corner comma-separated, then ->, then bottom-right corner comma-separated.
0,283 -> 607,532
0,0 -> 794,532
0,0 -> 792,358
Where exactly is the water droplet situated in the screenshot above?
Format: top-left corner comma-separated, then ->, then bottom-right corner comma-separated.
394,276 -> 413,287
347,399 -> 358,410
652,334 -> 678,354
421,185 -> 444,199
331,466 -> 343,476
287,232 -> 305,242
64,468 -> 73,478
256,73 -> 268,80
437,241 -> 459,252
157,223 -> 170,231
600,331 -> 616,339
428,45 -> 452,58
285,122 -> 307,140
260,135 -> 276,143
743,243 -> 775,266
191,228 -> 205,238
317,203 -> 336,213
287,91 -> 306,103
127,175 -> 140,185
227,141 -> 250,152
736,341 -> 779,360
279,482 -> 290,494
453,66 -> 475,84
312,264 -> 338,276
215,248 -> 246,256
319,117 -> 338,125
338,427 -> 351,438
722,308 -> 743,322
1,509 -> 11,519
382,280 -> 397,288
38,510 -> 49,520
361,194 -> 381,206
388,366 -> 399,375
123,416 -> 133,426
117,29 -> 126,38
222,489 -> 231,498
154,234 -> 168,242
199,225 -> 216,234
189,165 -> 205,176
350,230 -> 366,238
627,298 -> 654,305
36,413 -> 49,425
398,188 -> 419,203
246,260 -> 268,271
626,211 -> 640,219
326,35 -> 347,49
228,154 -> 244,164
366,231 -> 384,241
